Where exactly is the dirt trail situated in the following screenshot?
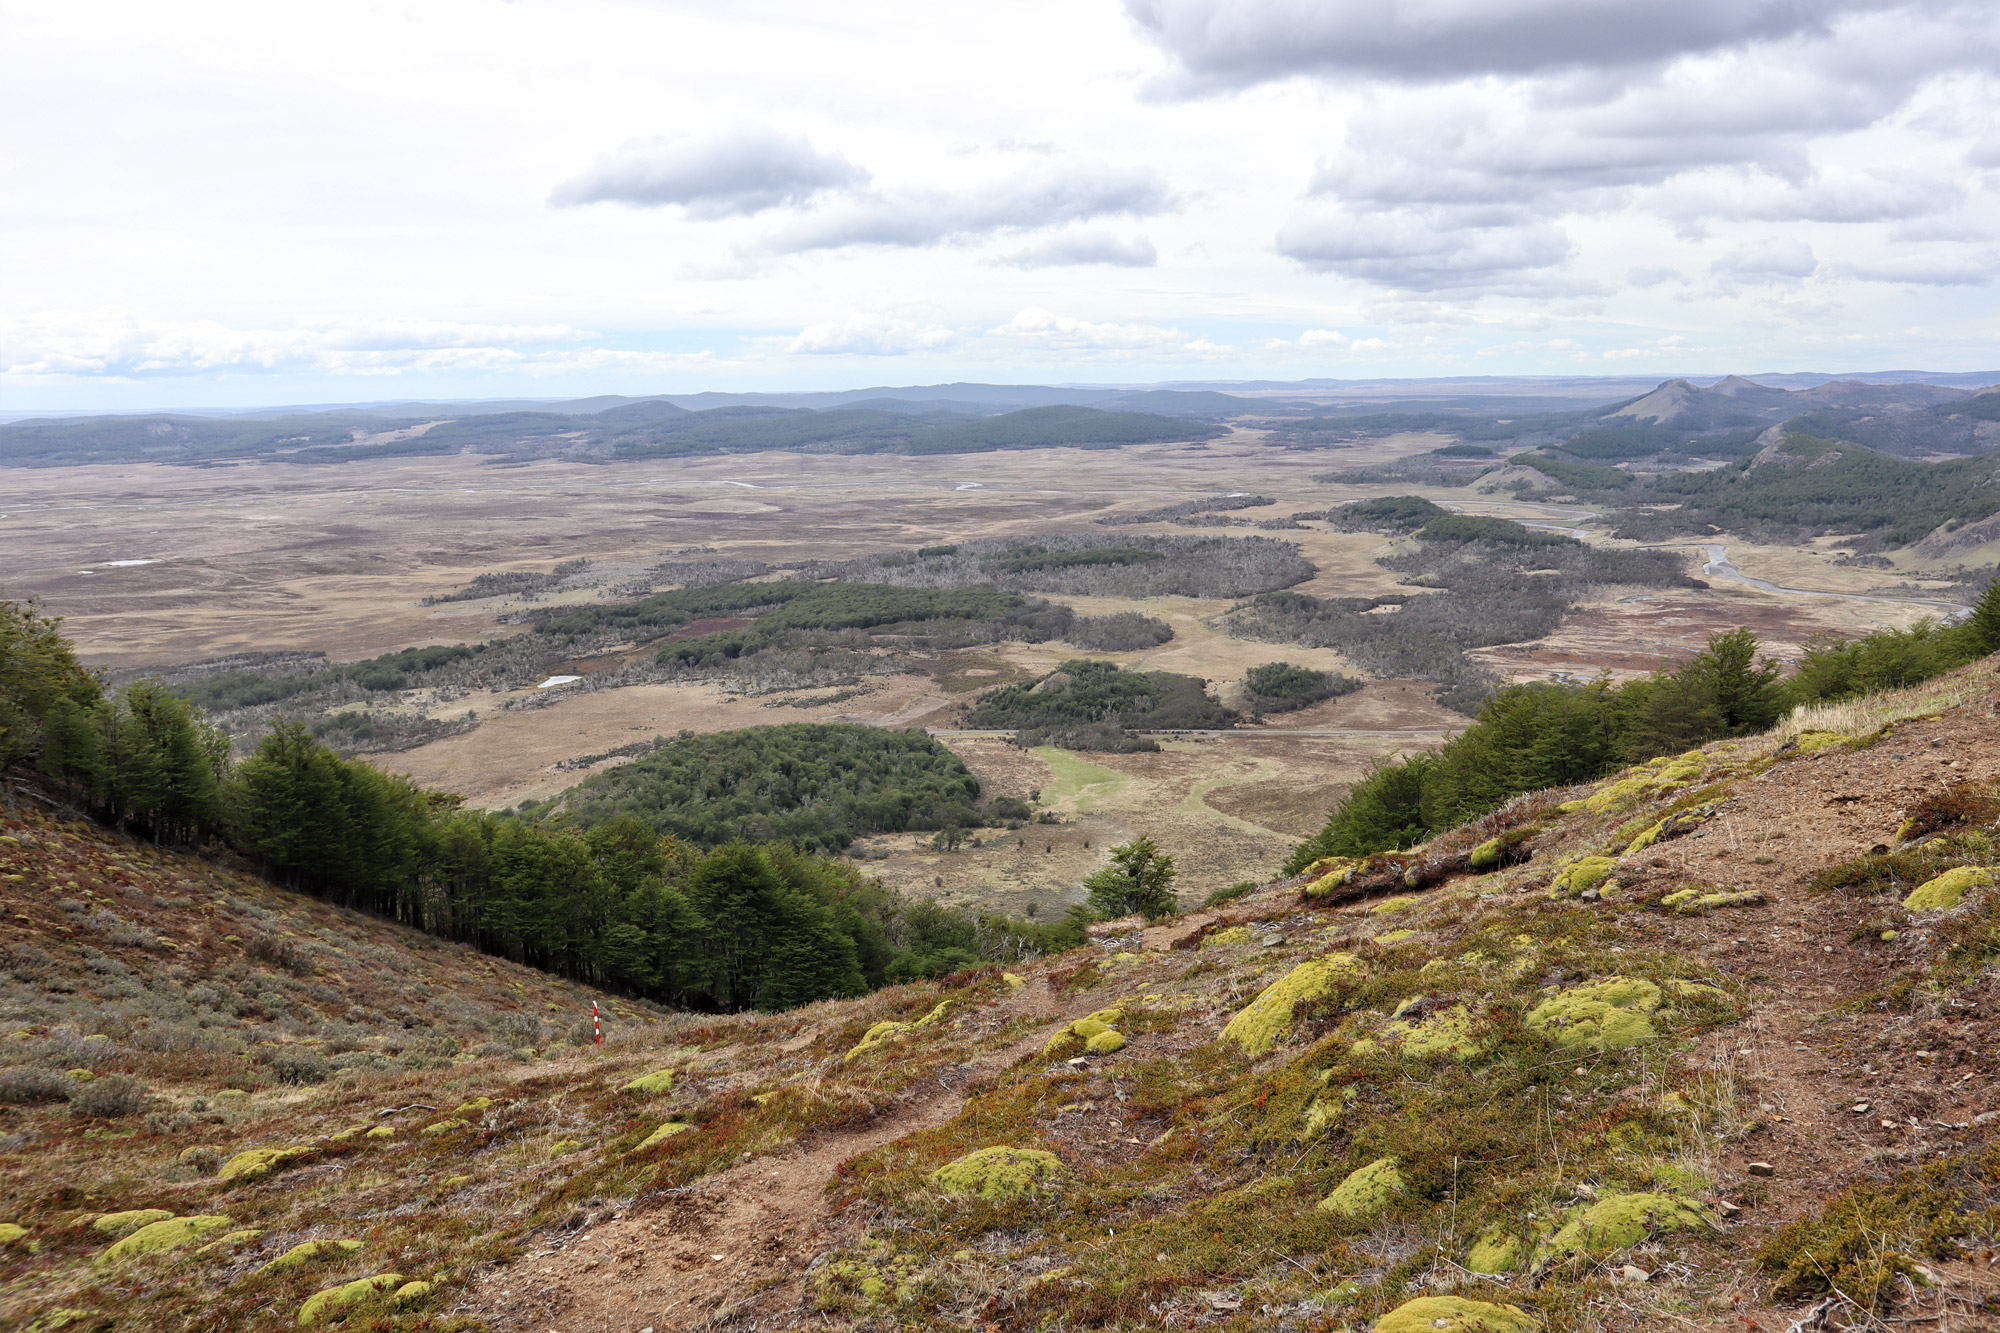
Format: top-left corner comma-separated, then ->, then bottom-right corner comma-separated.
463,975 -> 1087,1332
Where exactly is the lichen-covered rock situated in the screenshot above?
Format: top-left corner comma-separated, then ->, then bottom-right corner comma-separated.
91,1209 -> 175,1238
1905,866 -> 1993,911
392,1280 -> 433,1307
218,1146 -> 313,1183
1316,1156 -> 1404,1219
843,1021 -> 909,1062
1661,888 -> 1764,913
1085,1029 -> 1126,1054
1526,978 -> 1663,1051
1466,1224 -> 1528,1273
298,1272 -> 404,1326
632,1121 -> 693,1153
1549,856 -> 1618,896
622,1068 -> 678,1093
193,1228 -> 263,1257
1375,1295 -> 1538,1333
1221,954 -> 1359,1057
95,1215 -> 235,1266
1302,858 -> 1359,898
1468,837 -> 1507,871
257,1239 -> 362,1276
1543,1192 -> 1709,1257
932,1146 -> 1063,1201
1387,1004 -> 1485,1060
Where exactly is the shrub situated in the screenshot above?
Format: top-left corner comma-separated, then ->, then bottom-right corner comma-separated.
265,1047 -> 333,1085
70,1073 -> 148,1118
1065,612 -> 1174,652
0,1067 -> 73,1104
1243,662 -> 1361,714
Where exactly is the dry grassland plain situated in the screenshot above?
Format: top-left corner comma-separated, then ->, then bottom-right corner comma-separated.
0,430 -> 1958,910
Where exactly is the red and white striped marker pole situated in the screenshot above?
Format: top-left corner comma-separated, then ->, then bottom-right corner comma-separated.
592,1001 -> 601,1046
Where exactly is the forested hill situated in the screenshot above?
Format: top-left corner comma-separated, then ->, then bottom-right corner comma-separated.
0,401 -> 1222,467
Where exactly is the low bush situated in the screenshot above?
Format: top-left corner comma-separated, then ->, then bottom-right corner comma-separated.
70,1074 -> 148,1118
0,1067 -> 73,1104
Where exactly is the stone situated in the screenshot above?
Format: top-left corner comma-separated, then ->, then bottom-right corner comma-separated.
1746,1162 -> 1776,1177
1617,1264 -> 1651,1282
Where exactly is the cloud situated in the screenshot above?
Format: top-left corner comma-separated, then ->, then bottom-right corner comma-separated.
1833,250 -> 2000,285
784,315 -> 956,355
0,311 -> 715,379
1124,0 -> 1922,90
550,126 -> 867,218
1711,237 -> 1820,280
1276,203 -> 1575,292
995,231 -> 1158,267
991,307 -> 1187,351
753,160 -> 1172,255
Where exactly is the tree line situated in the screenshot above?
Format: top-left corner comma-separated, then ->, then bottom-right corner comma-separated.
1287,597 -> 2000,868
0,597 -> 1078,1010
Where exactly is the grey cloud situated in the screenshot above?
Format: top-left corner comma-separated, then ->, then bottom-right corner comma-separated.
996,231 -> 1158,268
550,126 -> 867,218
753,162 -> 1171,255
1276,204 -> 1574,292
1125,0 -> 1925,90
1834,251 -> 2000,285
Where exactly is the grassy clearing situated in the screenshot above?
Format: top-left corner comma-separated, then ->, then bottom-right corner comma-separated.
1031,746 -> 1131,812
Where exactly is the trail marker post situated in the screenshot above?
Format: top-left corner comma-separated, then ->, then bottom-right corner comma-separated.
592,1001 -> 601,1046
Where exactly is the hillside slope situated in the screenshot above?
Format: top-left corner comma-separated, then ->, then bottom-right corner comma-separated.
10,660 -> 2000,1331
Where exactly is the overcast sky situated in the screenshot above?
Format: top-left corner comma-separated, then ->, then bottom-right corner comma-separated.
4,0 -> 1998,407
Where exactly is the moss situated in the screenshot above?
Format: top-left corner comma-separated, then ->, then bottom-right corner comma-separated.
1370,894 -> 1420,914
218,1146 -> 312,1183
442,1175 -> 474,1189
1582,778 -> 1653,814
1468,837 -> 1507,871
843,1020 -> 909,1062
0,1222 -> 28,1246
1623,820 -> 1667,854
392,1280 -> 432,1308
1387,1004 -> 1486,1060
1793,729 -> 1848,753
1549,856 -> 1618,896
930,1146 -> 1064,1202
1905,866 -> 1993,911
95,1215 -> 235,1266
446,1097 -> 493,1116
622,1068 -> 678,1093
1376,1296 -> 1538,1333
1085,1029 -> 1126,1054
257,1239 -> 363,1276
193,1228 -> 263,1257
632,1121 -> 693,1153
1220,953 -> 1360,1057
548,1139 -> 583,1155
1202,926 -> 1252,949
1526,977 -> 1663,1051
1302,858 -> 1360,898
1373,928 -> 1415,944
1071,1016 -> 1111,1040
420,1118 -> 470,1136
911,999 -> 955,1028
1466,1223 -> 1529,1273
1002,971 -> 1025,987
1316,1156 -> 1405,1219
364,1126 -> 394,1140
91,1208 -> 175,1238
1543,1192 -> 1709,1257
297,1272 -> 404,1327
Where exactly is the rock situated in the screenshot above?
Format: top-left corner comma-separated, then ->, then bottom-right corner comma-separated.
298,1272 -> 405,1327
1579,887 -> 1601,902
94,1215 -> 235,1266
1746,1162 -> 1776,1177
1851,1102 -> 1870,1113
1716,1199 -> 1742,1219
1220,955 -> 1361,1057
1973,1110 -> 2000,1126
1617,1264 -> 1651,1282
91,1209 -> 175,1238
1316,1157 -> 1405,1220
930,1146 -> 1064,1202
1375,1296 -> 1539,1333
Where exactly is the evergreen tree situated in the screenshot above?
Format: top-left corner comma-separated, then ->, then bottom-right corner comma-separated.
1964,579 -> 2000,657
1083,835 -> 1179,920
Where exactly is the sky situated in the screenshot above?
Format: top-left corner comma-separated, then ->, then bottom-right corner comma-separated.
3,0 -> 1999,409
